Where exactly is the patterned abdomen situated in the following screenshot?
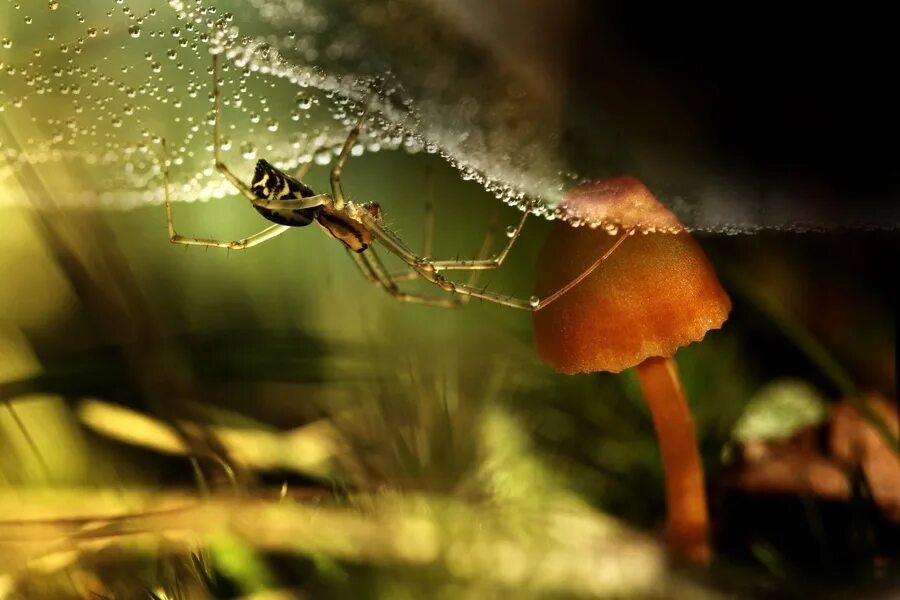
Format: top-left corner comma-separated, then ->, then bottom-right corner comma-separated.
250,159 -> 320,227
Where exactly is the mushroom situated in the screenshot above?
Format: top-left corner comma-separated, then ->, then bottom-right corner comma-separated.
533,176 -> 731,564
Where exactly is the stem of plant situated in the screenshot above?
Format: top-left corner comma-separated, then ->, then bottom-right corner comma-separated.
636,355 -> 710,565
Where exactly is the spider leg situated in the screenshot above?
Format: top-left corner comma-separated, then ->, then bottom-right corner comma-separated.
211,53 -> 257,203
462,204 -> 502,289
348,249 -> 380,284
295,154 -> 314,181
211,55 -> 331,213
429,208 -> 529,272
388,167 -> 438,282
348,248 -> 461,307
393,203 -> 502,294
161,140 -> 291,250
388,202 -> 528,278
330,107 -> 368,210
253,193 -> 331,212
423,166 -> 435,258
384,169 -> 502,289
362,212 -> 631,311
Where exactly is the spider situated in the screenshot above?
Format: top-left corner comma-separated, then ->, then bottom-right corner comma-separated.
163,54 -> 628,310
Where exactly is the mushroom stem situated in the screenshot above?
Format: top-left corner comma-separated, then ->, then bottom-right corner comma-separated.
636,355 -> 710,564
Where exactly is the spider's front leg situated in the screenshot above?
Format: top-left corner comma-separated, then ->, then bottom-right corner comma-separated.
330,106 -> 368,210
210,54 -> 256,204
210,54 -> 330,214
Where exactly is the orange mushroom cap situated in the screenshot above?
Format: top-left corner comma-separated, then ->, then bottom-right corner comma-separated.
534,176 -> 731,374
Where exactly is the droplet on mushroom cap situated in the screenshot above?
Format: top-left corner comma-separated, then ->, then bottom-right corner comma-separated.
534,176 -> 731,374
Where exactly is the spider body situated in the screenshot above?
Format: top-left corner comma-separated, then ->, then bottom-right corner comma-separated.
251,158 -> 373,252
162,54 -> 629,310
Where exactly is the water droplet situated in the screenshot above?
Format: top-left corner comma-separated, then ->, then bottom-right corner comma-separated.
128,25 -> 140,38
240,142 -> 256,160
529,296 -> 540,308
266,119 -> 278,132
48,0 -> 59,11
314,149 -> 332,165
2,39 -> 11,49
505,225 -> 518,238
295,93 -> 312,110
24,16 -> 33,24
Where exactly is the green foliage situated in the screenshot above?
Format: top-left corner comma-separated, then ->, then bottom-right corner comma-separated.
731,379 -> 828,443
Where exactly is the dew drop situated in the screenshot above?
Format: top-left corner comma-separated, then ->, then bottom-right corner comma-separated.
505,225 -> 518,239
128,25 -> 140,38
314,149 -> 332,165
48,0 -> 59,11
529,296 -> 540,308
240,142 -> 256,160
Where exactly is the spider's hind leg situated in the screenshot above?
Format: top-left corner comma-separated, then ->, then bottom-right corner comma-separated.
348,247 -> 461,308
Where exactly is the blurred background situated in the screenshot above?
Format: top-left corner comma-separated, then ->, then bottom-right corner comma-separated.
0,1 -> 897,598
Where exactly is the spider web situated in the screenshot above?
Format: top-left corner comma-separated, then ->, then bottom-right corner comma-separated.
0,1 -> 897,231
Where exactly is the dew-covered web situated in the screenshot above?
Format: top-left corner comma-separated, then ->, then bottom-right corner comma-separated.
0,1 -> 897,232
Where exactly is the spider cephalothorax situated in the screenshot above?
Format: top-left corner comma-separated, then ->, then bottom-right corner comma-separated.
250,159 -> 320,227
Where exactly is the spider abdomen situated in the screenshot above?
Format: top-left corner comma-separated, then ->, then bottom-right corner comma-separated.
250,159 -> 320,226
253,205 -> 321,227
